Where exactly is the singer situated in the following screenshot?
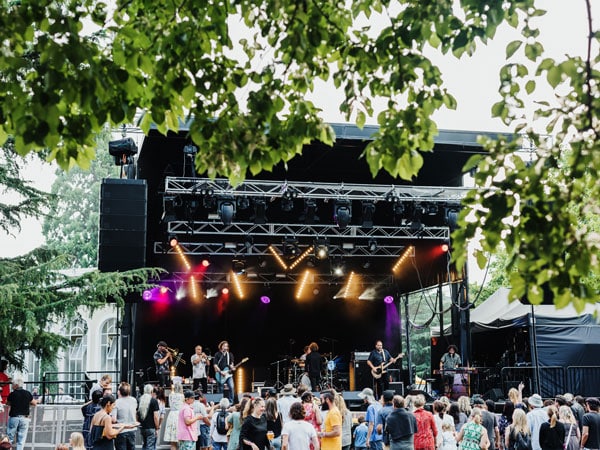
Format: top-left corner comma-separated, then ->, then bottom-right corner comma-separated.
366,340 -> 395,399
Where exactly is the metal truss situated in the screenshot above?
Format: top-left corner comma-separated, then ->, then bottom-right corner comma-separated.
167,271 -> 395,286
155,222 -> 449,256
164,177 -> 467,204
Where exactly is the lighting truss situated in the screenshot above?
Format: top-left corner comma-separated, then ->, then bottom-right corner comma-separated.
168,271 -> 394,286
165,177 -> 469,203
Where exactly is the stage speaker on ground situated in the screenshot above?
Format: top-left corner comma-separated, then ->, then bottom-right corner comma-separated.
389,382 -> 404,396
98,178 -> 147,272
483,388 -> 504,402
342,391 -> 367,411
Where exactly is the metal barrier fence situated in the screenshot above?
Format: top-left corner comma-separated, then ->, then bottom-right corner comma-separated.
0,404 -> 172,450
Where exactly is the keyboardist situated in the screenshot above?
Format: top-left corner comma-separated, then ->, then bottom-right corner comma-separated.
439,344 -> 461,397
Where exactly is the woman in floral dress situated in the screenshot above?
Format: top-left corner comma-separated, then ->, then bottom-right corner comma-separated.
457,408 -> 489,450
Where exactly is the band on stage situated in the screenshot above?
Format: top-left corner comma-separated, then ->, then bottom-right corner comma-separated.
150,338 -> 471,400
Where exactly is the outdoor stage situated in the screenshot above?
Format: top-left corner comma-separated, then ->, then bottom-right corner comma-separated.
100,123 -> 506,392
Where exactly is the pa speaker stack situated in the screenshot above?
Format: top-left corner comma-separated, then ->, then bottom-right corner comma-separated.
98,179 -> 147,272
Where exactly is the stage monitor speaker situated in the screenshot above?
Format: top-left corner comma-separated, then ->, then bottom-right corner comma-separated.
260,387 -> 277,398
353,361 -> 373,392
407,388 -> 435,403
342,390 -> 366,411
98,178 -> 147,273
483,388 -> 504,402
389,382 -> 404,396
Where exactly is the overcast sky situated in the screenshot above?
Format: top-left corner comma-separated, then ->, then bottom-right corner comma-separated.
1,1 -> 597,260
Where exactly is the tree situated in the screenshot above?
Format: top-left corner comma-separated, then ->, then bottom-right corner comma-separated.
1,1 -> 598,310
42,128 -> 116,268
0,142 -> 161,369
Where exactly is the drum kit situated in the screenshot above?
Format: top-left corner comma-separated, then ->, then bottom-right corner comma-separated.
281,353 -> 342,391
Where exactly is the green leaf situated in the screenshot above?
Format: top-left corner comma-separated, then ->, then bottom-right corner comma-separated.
547,66 -> 562,88
525,80 -> 535,94
506,40 -> 522,58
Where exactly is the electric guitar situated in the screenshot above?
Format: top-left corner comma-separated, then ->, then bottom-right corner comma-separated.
371,353 -> 404,379
215,357 -> 249,384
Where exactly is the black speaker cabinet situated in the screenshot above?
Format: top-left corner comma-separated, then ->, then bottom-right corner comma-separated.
389,382 -> 404,396
98,178 -> 147,272
353,361 -> 373,392
342,391 -> 367,411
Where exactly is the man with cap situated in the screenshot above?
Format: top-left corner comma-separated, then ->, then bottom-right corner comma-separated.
358,387 -> 383,450
154,341 -> 173,388
178,390 -> 205,450
376,391 -> 395,450
439,345 -> 460,397
277,384 -> 298,424
526,393 -> 547,450
581,397 -> 600,450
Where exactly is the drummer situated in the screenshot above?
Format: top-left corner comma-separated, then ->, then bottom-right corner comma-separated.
299,345 -> 310,363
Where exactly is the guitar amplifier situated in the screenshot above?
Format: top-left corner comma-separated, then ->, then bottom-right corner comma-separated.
353,352 -> 370,362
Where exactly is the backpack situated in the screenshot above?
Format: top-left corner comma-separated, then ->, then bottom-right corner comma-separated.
512,431 -> 532,450
216,409 -> 228,435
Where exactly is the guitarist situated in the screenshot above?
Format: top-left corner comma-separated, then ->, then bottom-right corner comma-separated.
366,340 -> 400,399
213,341 -> 235,402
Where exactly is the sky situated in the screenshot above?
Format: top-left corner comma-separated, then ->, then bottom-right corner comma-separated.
0,1 -> 597,264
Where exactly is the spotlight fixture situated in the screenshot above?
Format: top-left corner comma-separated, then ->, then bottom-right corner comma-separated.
230,272 -> 244,299
253,198 -> 267,224
232,259 -> 246,275
283,237 -> 300,256
295,270 -> 312,300
315,238 -> 329,259
108,137 -> 138,166
334,200 -> 352,229
385,191 -> 399,203
367,238 -> 377,252
384,295 -> 394,304
425,203 -> 438,215
361,201 -> 375,228
237,196 -> 250,210
260,295 -> 271,304
304,198 -> 318,224
183,144 -> 198,155
441,241 -> 450,253
268,245 -> 288,270
217,197 -> 236,225
162,195 -> 179,223
445,207 -> 460,230
289,246 -> 314,270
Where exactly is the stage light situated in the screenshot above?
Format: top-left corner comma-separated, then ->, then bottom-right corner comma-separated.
441,243 -> 449,252
342,271 -> 356,298
218,198 -> 236,225
384,295 -> 394,304
335,271 -> 360,299
281,197 -> 294,212
142,290 -> 153,301
176,284 -> 187,301
162,196 -> 178,223
304,198 -> 317,224
392,245 -> 415,273
232,259 -> 246,275
159,286 -> 169,295
231,272 -> 244,299
189,275 -> 200,301
367,238 -> 377,252
426,203 -> 438,215
237,196 -> 250,210
334,200 -> 352,229
385,191 -> 399,203
172,241 -> 192,272
169,237 -> 178,247
332,259 -> 345,277
283,237 -> 300,256
289,246 -> 314,270
108,137 -> 138,166
201,259 -> 210,267
222,287 -> 229,295
315,238 -> 329,259
268,245 -> 288,270
295,270 -> 312,300
254,198 -> 267,224
445,207 -> 460,230
260,295 -> 271,304
361,201 -> 375,228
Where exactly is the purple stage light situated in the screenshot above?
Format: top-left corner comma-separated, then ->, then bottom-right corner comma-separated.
384,295 -> 394,304
260,295 -> 271,304
142,290 -> 153,301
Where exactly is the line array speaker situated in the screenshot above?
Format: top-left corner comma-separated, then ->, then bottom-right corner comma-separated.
98,178 -> 147,272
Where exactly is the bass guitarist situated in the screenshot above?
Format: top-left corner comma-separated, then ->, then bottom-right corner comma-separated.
366,340 -> 402,399
213,340 -> 235,402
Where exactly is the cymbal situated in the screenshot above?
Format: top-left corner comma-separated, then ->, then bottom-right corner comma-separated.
290,359 -> 303,364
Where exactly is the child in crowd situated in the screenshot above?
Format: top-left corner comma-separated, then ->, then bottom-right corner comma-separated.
353,416 -> 368,450
440,422 -> 457,450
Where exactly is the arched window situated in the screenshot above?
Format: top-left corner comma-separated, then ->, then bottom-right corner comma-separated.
66,317 -> 88,400
100,318 -> 118,374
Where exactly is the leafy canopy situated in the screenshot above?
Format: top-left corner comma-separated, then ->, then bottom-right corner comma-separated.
1,0 -> 599,310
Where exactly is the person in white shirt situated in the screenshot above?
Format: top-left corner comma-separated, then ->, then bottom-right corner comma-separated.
281,402 -> 319,450
191,346 -> 210,394
277,385 -> 298,424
